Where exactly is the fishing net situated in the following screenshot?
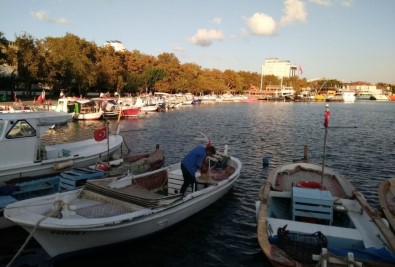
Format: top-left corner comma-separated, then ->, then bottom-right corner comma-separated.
277,225 -> 327,263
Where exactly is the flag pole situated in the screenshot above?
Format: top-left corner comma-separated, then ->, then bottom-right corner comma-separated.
106,121 -> 110,163
321,104 -> 330,186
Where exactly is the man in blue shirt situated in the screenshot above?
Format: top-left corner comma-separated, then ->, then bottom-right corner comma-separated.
180,145 -> 216,196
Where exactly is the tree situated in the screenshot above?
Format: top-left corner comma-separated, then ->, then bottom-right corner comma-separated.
14,33 -> 44,96
155,53 -> 181,92
43,33 -> 98,96
237,71 -> 260,93
142,67 -> 166,93
124,73 -> 145,94
223,69 -> 243,93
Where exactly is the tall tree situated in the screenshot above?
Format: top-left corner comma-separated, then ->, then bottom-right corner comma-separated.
142,67 -> 166,93
43,33 -> 97,96
14,33 -> 43,95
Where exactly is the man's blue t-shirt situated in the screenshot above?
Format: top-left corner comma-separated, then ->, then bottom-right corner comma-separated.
181,146 -> 206,176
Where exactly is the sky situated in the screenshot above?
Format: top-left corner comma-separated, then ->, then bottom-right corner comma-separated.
1,0 -> 394,84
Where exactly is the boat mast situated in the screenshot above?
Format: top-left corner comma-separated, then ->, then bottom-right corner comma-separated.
259,64 -> 264,92
321,104 -> 330,185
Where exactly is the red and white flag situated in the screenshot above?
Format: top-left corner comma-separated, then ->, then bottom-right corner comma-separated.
94,127 -> 107,141
298,66 -> 303,75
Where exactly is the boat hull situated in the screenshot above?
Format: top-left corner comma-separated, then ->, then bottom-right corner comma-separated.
379,178 -> 395,233
73,111 -> 103,120
21,184 -> 233,257
5,157 -> 242,258
0,135 -> 124,182
122,106 -> 141,117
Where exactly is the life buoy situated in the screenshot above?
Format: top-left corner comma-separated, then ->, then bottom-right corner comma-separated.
98,164 -> 110,171
297,181 -> 323,189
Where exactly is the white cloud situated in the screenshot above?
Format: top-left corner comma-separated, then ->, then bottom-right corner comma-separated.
279,0 -> 307,27
172,46 -> 185,53
309,0 -> 333,7
31,10 -> 71,24
246,13 -> 277,36
212,17 -> 222,25
309,0 -> 353,7
340,0 -> 353,7
189,28 -> 224,47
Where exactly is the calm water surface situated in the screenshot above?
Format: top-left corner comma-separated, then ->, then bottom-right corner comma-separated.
2,101 -> 395,267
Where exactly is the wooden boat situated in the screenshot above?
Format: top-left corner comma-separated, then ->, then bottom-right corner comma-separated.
379,178 -> 395,233
4,149 -> 241,258
257,105 -> 395,266
0,112 -> 123,183
256,163 -> 395,266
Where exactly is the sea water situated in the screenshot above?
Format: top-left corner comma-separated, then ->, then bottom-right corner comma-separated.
1,100 -> 394,267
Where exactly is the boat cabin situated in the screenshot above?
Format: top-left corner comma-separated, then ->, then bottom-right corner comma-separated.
0,112 -> 73,168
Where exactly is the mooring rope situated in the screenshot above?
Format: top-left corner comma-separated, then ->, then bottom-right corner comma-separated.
6,200 -> 64,267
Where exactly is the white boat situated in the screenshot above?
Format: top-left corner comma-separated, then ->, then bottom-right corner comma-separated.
0,112 -> 123,182
92,98 -> 122,119
133,96 -> 159,112
55,98 -> 103,120
4,152 -> 242,258
342,90 -> 356,103
370,94 -> 390,101
73,99 -> 104,120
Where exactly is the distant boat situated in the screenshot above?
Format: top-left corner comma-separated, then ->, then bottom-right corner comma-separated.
342,90 -> 356,103
121,105 -> 141,117
74,99 -> 104,120
91,98 -> 122,119
55,98 -> 103,120
370,94 -> 389,101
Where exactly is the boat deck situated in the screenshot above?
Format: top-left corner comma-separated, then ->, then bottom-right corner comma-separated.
273,169 -> 347,198
76,202 -> 132,219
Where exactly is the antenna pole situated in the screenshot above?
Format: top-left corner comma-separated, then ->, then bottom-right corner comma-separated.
321,105 -> 330,185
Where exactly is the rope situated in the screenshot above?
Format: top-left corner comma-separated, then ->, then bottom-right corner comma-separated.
6,200 -> 65,267
121,134 -> 131,155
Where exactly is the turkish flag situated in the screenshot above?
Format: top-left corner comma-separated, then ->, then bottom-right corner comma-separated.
94,127 -> 107,141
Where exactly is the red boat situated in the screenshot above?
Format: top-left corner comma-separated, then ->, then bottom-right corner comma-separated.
122,106 -> 141,117
389,95 -> 395,101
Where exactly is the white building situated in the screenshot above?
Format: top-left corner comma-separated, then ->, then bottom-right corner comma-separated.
103,40 -> 126,52
262,58 -> 298,78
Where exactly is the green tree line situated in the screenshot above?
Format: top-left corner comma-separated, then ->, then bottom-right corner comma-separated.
5,31 -> 390,99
